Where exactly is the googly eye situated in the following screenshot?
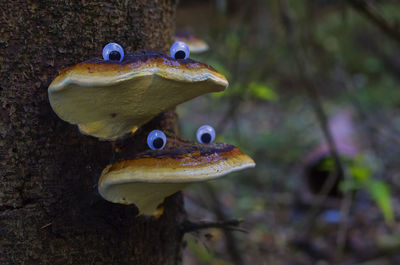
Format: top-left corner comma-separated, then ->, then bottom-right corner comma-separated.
170,41 -> 190,60
147,130 -> 167,150
102,43 -> 124,62
196,125 -> 216,144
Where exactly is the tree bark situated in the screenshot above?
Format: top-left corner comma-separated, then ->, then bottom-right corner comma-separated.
0,1 -> 187,264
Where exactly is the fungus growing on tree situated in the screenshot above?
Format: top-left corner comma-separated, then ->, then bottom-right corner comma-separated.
48,42 -> 254,216
99,130 -> 255,216
48,42 -> 226,140
174,31 -> 209,53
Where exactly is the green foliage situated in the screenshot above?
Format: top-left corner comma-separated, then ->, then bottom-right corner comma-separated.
319,155 -> 394,224
248,82 -> 278,101
344,156 -> 394,224
187,238 -> 234,265
187,239 -> 214,263
368,180 -> 394,224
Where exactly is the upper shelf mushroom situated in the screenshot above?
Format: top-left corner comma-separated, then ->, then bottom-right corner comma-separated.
174,31 -> 209,53
48,42 -> 227,140
99,137 -> 255,216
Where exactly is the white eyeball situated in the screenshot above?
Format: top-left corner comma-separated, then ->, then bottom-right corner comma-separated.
170,41 -> 190,60
147,130 -> 167,150
196,125 -> 216,144
102,43 -> 124,62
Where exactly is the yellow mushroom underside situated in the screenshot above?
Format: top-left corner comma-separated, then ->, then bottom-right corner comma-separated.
98,147 -> 255,215
48,56 -> 228,140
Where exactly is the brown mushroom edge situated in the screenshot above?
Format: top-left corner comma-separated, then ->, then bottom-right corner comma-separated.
98,143 -> 255,216
48,50 -> 228,140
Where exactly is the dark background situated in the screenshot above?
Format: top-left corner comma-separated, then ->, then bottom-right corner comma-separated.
176,1 -> 400,264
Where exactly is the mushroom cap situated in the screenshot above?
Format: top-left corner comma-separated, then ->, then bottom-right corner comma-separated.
174,32 -> 209,53
98,143 -> 255,215
48,50 -> 227,140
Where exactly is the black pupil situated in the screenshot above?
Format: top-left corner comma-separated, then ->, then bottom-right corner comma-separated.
174,50 -> 186,60
201,133 -> 212,144
153,137 -> 164,149
109,50 -> 121,61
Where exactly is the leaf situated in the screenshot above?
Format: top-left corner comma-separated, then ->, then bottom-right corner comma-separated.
349,166 -> 371,183
248,82 -> 278,101
367,180 -> 394,224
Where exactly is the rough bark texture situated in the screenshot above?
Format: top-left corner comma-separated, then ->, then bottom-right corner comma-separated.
0,1 -> 187,264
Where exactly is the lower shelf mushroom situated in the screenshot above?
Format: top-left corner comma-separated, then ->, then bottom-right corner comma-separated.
98,142 -> 255,216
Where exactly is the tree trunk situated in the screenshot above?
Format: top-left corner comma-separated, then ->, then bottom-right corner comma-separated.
0,1 -> 187,264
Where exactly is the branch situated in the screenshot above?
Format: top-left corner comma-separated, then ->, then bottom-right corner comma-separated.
346,0 -> 400,44
203,184 -> 247,265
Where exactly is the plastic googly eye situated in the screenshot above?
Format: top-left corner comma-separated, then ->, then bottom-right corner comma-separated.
196,125 -> 215,144
102,43 -> 124,62
170,41 -> 190,60
147,130 -> 167,150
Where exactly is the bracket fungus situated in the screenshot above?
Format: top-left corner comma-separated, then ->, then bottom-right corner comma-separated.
99,127 -> 255,216
48,42 -> 227,140
174,31 -> 209,53
48,42 -> 254,216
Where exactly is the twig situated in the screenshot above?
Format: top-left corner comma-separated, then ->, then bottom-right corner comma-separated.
336,188 -> 353,251
279,0 -> 344,181
181,219 -> 246,233
40,222 -> 52,229
217,96 -> 242,134
203,184 -> 247,265
216,36 -> 244,135
345,0 -> 400,44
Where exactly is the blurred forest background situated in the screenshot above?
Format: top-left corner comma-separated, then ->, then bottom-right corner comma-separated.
175,0 -> 400,264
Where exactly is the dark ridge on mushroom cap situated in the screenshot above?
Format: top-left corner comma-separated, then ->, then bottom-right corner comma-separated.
84,50 -> 210,67
116,142 -> 235,162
